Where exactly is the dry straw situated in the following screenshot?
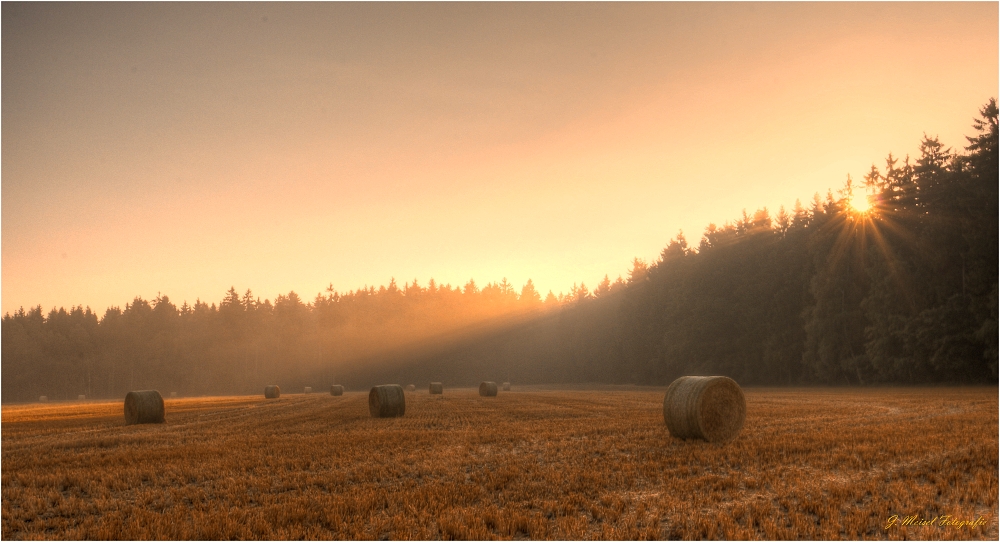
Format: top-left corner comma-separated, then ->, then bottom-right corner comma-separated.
406,384 -> 416,391
124,390 -> 165,425
304,386 -> 312,394
429,382 -> 444,395
369,385 -> 405,418
264,385 -> 281,399
479,381 -> 498,397
502,382 -> 511,391
330,385 -> 344,396
38,396 -> 47,402
662,376 -> 746,442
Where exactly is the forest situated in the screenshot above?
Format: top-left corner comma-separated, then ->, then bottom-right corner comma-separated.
2,100 -> 996,402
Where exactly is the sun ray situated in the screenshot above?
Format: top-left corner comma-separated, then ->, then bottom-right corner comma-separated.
864,218 -> 921,313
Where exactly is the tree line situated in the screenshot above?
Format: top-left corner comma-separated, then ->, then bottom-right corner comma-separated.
2,100 -> 996,402
1,278 -> 554,402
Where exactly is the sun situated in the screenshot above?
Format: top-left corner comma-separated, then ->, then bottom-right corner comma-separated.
849,192 -> 871,214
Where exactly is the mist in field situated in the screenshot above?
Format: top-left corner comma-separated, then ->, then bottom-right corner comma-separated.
3,100 -> 997,401
2,3 -> 997,402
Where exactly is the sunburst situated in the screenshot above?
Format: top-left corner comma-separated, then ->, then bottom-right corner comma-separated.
848,191 -> 872,214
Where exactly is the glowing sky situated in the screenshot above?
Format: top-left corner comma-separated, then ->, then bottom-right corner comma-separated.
2,2 -> 997,315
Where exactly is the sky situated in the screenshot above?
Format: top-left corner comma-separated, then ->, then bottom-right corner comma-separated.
2,2 -> 997,316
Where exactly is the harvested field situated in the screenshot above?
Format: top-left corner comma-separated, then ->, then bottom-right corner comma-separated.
1,387 -> 997,540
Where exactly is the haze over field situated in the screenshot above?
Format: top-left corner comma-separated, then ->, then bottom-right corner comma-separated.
2,2 -> 997,315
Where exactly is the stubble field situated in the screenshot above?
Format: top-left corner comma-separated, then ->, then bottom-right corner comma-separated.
1,386 -> 997,540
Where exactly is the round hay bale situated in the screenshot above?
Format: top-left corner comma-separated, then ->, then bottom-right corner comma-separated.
369,385 -> 405,418
39,396 -> 47,402
406,384 -> 416,392
663,376 -> 745,442
77,394 -> 86,400
429,382 -> 444,395
169,391 -> 177,398
479,381 -> 498,397
330,385 -> 344,396
304,386 -> 312,394
264,385 -> 281,399
502,382 -> 511,391
124,390 -> 165,425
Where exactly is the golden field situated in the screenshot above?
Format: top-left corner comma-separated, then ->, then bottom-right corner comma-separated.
1,387 -> 997,540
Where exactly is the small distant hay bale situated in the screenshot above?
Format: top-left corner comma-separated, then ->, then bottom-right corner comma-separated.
124,390 -> 165,425
663,376 -> 745,443
169,391 -> 177,398
77,394 -> 86,401
502,382 -> 511,391
369,385 -> 405,418
330,385 -> 344,396
479,381 -> 498,397
264,385 -> 281,399
39,396 -> 47,402
304,386 -> 312,394
429,382 -> 444,395
406,384 -> 416,392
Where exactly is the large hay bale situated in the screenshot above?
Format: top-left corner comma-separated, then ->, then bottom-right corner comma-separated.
304,386 -> 312,394
264,385 -> 281,399
502,382 -> 511,391
406,384 -> 416,392
124,390 -> 165,425
479,381 -> 498,397
169,391 -> 177,398
429,382 -> 444,395
330,385 -> 344,396
39,396 -> 47,402
77,394 -> 86,400
369,385 -> 405,418
662,376 -> 745,442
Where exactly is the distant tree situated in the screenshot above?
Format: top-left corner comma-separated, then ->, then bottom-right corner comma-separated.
594,275 -> 612,298
627,258 -> 648,284
464,279 -> 479,295
774,206 -> 791,236
520,279 -> 542,304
